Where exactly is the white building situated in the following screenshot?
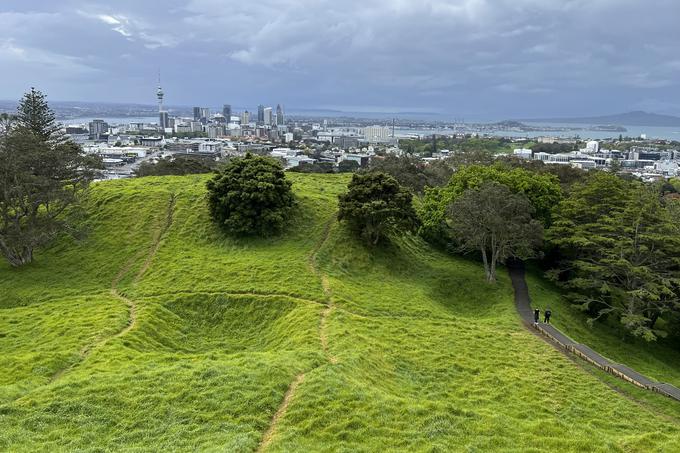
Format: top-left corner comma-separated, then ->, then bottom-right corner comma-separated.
655,160 -> 679,176
513,148 -> 533,160
533,152 -> 550,162
264,107 -> 273,126
363,125 -> 391,143
584,141 -> 600,154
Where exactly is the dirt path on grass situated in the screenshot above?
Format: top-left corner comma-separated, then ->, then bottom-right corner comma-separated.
508,262 -> 680,403
309,216 -> 338,364
256,373 -> 306,452
255,215 -> 339,451
135,194 -> 177,283
48,194 -> 177,384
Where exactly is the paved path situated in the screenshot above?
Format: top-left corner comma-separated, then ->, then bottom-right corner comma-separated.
508,262 -> 680,403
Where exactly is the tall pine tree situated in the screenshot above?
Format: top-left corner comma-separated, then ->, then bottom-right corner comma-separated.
0,89 -> 101,266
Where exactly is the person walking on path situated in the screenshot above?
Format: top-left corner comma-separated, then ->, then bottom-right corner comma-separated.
533,308 -> 540,326
544,308 -> 552,324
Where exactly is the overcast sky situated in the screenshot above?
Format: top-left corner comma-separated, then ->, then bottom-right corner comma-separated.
1,0 -> 679,119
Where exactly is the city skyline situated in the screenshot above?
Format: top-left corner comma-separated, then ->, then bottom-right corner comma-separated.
1,1 -> 680,118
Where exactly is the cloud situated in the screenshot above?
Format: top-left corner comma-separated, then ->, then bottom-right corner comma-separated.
77,10 -> 180,49
0,39 -> 99,76
0,0 -> 679,116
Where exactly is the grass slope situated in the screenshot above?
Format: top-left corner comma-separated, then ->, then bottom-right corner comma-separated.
526,272 -> 680,389
0,173 -> 678,452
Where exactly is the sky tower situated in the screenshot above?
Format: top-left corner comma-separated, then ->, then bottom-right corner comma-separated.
157,72 -> 169,133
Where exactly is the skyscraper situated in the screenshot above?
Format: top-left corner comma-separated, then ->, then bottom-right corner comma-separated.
89,119 -> 109,140
276,104 -> 284,126
264,107 -> 273,126
193,107 -> 202,121
242,110 -> 250,125
257,105 -> 265,125
200,108 -> 210,124
159,111 -> 169,131
223,104 -> 232,122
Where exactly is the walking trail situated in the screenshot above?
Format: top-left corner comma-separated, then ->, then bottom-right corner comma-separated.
508,262 -> 680,403
256,214 -> 338,452
51,193 -> 176,384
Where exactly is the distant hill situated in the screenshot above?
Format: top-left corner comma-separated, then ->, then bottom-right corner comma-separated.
521,111 -> 680,127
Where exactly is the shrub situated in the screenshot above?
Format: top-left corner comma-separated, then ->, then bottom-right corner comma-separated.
338,172 -> 418,245
206,154 -> 294,236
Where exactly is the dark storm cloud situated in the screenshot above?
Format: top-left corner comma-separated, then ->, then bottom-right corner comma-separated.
1,0 -> 680,118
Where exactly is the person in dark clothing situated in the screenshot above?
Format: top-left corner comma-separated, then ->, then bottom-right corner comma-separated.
533,308 -> 540,326
544,309 -> 552,324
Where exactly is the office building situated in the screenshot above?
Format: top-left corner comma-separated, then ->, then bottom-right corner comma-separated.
223,104 -> 232,122
159,111 -> 169,130
242,110 -> 250,125
363,125 -> 391,143
264,107 -> 273,126
200,108 -> 210,124
276,104 -> 284,126
193,107 -> 202,121
257,105 -> 265,125
89,119 -> 109,140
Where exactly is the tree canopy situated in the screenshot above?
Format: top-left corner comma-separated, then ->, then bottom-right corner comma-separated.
0,88 -> 100,266
448,182 -> 543,283
135,155 -> 218,177
420,164 -> 562,242
547,173 -> 680,341
206,153 -> 295,237
338,172 -> 418,245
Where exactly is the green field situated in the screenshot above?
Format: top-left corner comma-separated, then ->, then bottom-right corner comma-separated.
1,173 -> 679,451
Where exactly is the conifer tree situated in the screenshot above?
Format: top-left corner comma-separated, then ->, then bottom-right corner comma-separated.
0,89 -> 100,266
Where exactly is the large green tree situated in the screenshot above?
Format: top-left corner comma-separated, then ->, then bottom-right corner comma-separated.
448,182 -> 543,283
420,164 -> 561,243
206,153 -> 295,236
338,172 -> 418,245
0,88 -> 100,267
548,174 -> 680,340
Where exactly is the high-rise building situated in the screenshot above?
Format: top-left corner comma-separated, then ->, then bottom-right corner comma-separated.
89,119 -> 109,140
200,108 -> 210,124
363,125 -> 391,143
159,111 -> 169,130
242,111 -> 250,125
257,105 -> 265,125
193,107 -> 202,121
276,104 -> 284,126
264,107 -> 273,126
223,104 -> 232,122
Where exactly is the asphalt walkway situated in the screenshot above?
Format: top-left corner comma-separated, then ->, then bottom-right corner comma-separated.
508,262 -> 680,403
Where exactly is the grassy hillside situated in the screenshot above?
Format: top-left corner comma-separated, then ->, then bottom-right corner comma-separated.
1,173 -> 679,451
526,272 -> 680,388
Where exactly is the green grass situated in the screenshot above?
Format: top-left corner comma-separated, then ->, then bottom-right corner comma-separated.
1,173 -> 679,451
526,271 -> 680,389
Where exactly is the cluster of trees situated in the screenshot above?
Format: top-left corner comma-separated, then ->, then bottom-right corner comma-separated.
0,89 -> 100,267
547,173 -> 680,341
398,136 -> 513,157
336,155 -> 680,341
135,155 -> 219,177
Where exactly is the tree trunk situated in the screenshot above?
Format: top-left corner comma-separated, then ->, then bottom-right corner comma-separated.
480,247 -> 491,282
0,241 -> 33,267
488,254 -> 497,283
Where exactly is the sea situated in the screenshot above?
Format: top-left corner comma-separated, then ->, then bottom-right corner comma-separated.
60,116 -> 680,142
